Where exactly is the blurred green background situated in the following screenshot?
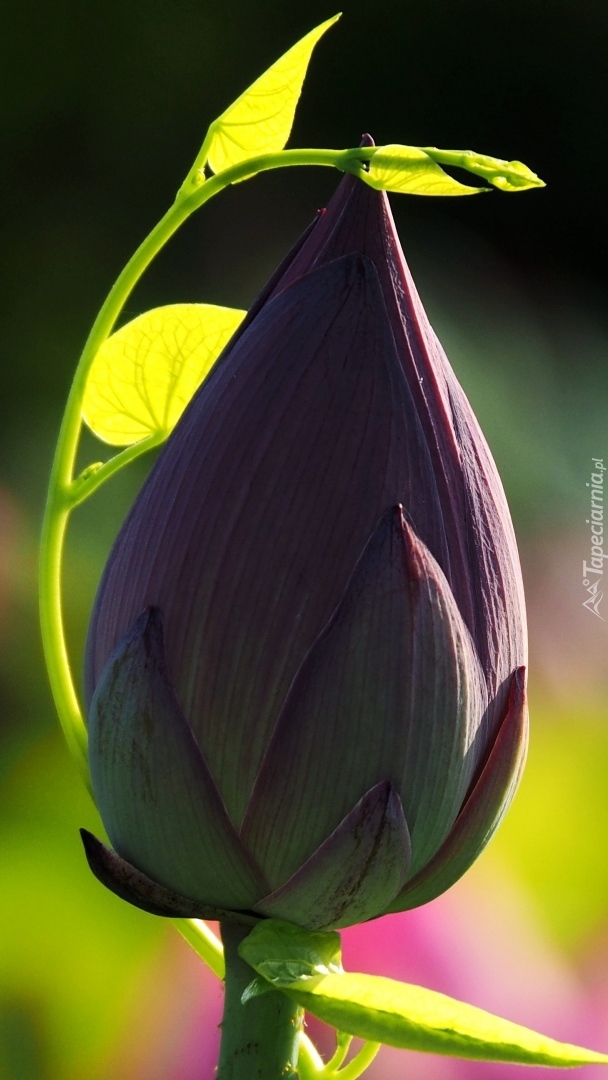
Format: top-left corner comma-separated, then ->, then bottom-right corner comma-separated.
2,1 -> 608,1076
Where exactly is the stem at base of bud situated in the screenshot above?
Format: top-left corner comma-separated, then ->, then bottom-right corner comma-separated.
218,922 -> 303,1080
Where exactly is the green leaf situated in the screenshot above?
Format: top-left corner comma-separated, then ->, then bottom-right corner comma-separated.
241,975 -> 274,1004
240,920 -> 608,1067
363,145 -> 545,197
423,148 -> 546,191
365,145 -> 486,196
205,14 -> 341,174
284,975 -> 608,1066
82,303 -> 245,446
239,919 -> 343,988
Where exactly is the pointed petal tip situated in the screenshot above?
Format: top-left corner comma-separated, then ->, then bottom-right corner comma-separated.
141,603 -> 162,631
463,662 -> 528,804
375,504 -> 443,588
460,663 -> 528,810
369,504 -> 440,591
510,664 -> 527,707
368,503 -> 407,540
88,609 -> 268,910
80,829 -> 260,924
114,605 -> 164,672
138,604 -> 165,649
253,780 -> 410,930
396,506 -> 465,599
80,827 -> 202,917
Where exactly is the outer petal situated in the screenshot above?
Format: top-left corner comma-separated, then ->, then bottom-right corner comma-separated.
87,254 -> 434,825
257,158 -> 527,735
242,507 -> 486,887
385,666 -> 528,912
80,830 -> 258,924
253,781 -> 410,931
88,609 -> 267,910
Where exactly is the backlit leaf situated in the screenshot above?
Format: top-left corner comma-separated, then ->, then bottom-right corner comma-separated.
205,15 -> 341,174
289,975 -> 608,1066
82,303 -> 245,446
424,148 -> 545,191
365,145 -> 485,196
240,921 -> 608,1067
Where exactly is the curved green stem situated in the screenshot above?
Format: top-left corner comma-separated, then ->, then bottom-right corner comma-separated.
39,195 -> 193,781
38,144 -> 369,785
173,918 -> 226,979
332,1041 -> 381,1080
324,1032 -> 353,1073
179,146 -> 367,198
298,1035 -> 325,1077
69,432 -> 165,508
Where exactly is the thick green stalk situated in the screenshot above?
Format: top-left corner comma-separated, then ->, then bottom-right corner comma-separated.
218,922 -> 303,1080
38,194 -> 193,782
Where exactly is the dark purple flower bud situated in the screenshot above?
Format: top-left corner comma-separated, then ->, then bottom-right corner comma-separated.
83,151 -> 528,930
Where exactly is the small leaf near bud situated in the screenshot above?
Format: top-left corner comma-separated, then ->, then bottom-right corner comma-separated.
82,303 -> 245,446
365,145 -> 486,196
239,919 -> 343,989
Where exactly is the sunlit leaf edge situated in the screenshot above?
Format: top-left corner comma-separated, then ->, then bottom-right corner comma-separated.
205,14 -> 341,174
282,974 -> 608,1066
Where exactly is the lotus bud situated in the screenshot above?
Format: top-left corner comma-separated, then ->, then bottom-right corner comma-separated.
82,143 -> 528,931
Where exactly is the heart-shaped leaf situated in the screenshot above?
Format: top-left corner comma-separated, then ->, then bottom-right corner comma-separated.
205,14 -> 341,174
82,303 -> 245,445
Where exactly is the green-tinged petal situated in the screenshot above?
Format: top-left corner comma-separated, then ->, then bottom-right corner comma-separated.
280,973 -> 608,1066
386,667 -> 528,912
254,781 -> 410,930
365,145 -> 485,196
242,507 -> 485,886
205,15 -> 340,174
82,303 -> 245,446
88,608 -> 267,910
80,830 -> 259,924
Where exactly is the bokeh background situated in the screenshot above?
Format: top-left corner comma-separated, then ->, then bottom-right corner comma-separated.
2,1 -> 608,1076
